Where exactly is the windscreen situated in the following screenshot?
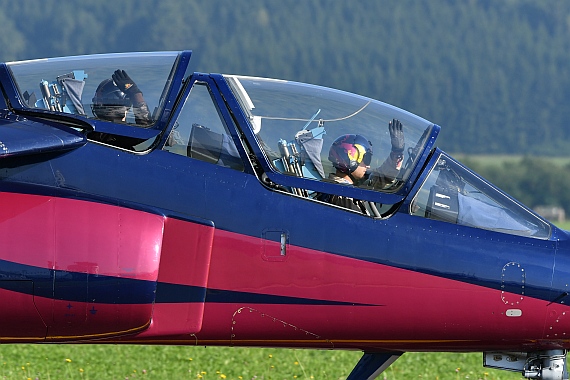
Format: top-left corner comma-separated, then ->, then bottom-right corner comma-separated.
411,152 -> 551,239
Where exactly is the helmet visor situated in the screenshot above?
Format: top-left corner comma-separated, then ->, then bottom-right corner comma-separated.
362,151 -> 372,166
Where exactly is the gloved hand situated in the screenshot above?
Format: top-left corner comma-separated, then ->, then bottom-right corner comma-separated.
389,118 -> 405,153
112,69 -> 141,97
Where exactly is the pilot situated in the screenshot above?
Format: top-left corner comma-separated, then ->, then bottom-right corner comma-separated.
91,69 -> 152,126
320,119 -> 405,214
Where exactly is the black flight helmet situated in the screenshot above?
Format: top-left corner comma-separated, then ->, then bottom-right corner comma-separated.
91,78 -> 131,121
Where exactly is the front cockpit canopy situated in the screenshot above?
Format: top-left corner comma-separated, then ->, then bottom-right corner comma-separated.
225,75 -> 435,194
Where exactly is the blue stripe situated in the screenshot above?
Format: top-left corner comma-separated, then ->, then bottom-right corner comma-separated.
154,282 -> 373,306
205,288 -> 374,306
0,259 -> 374,306
0,259 -> 155,304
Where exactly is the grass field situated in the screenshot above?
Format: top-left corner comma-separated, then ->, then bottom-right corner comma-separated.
0,344 -> 524,380
556,220 -> 570,231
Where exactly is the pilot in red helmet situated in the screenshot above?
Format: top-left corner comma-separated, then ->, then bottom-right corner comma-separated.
328,133 -> 374,185
321,119 -> 405,213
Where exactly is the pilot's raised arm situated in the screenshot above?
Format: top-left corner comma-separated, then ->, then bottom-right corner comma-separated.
368,118 -> 405,190
111,69 -> 152,126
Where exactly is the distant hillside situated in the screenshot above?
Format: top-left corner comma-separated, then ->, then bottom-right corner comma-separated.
459,155 -> 570,214
1,0 -> 570,155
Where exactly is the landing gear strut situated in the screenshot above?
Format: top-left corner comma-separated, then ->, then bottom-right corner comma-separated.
346,352 -> 402,380
523,350 -> 568,380
484,350 -> 568,380
346,350 -> 568,379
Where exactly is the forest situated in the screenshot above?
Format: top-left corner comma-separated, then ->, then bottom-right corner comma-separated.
462,156 -> 570,218
2,0 -> 570,212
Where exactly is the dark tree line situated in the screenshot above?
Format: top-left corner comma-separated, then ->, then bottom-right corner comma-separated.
462,157 -> 570,213
2,0 -> 570,156
3,0 -> 570,209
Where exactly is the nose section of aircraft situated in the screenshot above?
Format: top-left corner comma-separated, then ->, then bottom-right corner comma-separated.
545,230 -> 570,343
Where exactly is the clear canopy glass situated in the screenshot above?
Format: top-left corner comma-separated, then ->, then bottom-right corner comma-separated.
411,152 -> 551,239
226,75 -> 434,192
7,52 -> 179,126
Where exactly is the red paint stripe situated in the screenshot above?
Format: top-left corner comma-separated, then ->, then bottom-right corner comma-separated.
157,217 -> 214,287
0,192 -> 164,280
0,288 -> 46,339
3,192 -> 570,351
189,229 -> 564,350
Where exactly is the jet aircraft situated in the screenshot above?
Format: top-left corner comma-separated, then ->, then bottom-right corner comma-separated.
0,50 -> 568,379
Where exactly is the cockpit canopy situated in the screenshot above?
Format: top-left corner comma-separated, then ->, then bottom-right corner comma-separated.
225,75 -> 435,193
6,52 -> 184,127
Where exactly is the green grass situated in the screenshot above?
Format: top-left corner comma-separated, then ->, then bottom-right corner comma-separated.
0,344 -> 524,379
554,220 -> 570,231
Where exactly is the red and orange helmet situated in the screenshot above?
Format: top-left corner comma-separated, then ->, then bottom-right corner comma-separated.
328,134 -> 373,173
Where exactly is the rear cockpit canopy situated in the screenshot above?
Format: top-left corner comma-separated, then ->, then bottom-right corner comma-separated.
6,52 -> 183,127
